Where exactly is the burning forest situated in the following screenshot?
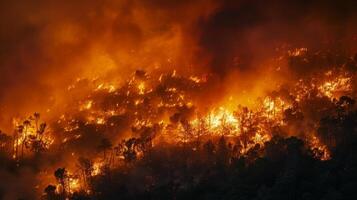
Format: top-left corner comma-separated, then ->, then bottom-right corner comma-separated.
1,0 -> 357,200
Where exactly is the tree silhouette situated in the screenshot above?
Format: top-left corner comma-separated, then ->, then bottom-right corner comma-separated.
43,185 -> 58,200
97,138 -> 112,161
77,157 -> 93,189
21,120 -> 31,159
123,138 -> 138,162
34,112 -> 40,138
54,168 -> 68,198
0,131 -> 11,154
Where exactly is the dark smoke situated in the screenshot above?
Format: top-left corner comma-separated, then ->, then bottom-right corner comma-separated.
199,0 -> 357,75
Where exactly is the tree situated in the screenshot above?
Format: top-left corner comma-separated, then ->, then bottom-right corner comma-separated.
97,138 -> 112,161
43,185 -> 58,200
235,106 -> 258,151
217,136 -> 230,167
0,131 -> 11,154
21,120 -> 31,159
195,117 -> 208,149
77,157 -> 93,188
54,168 -> 68,198
180,119 -> 193,143
34,112 -> 40,138
123,138 -> 138,162
203,140 -> 215,163
13,125 -> 23,160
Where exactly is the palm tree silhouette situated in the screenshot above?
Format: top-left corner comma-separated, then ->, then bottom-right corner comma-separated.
54,167 -> 68,198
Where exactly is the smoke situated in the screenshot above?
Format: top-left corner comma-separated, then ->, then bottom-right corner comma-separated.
201,0 -> 357,107
0,168 -> 37,200
0,0 -> 218,130
200,0 -> 357,74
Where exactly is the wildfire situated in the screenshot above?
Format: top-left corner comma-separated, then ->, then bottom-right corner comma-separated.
262,96 -> 289,122
137,82 -> 146,94
190,107 -> 239,135
318,75 -> 352,99
5,66 -> 350,199
91,161 -> 105,176
96,117 -> 106,125
288,47 -> 308,57
240,133 -> 271,154
95,83 -> 116,93
309,135 -> 331,161
80,100 -> 93,111
1,0 -> 356,198
12,114 -> 54,160
68,177 -> 80,193
54,69 -> 342,163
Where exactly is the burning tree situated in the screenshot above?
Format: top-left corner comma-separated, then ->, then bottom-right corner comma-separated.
11,113 -> 53,161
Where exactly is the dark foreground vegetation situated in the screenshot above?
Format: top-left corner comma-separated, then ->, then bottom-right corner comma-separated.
67,106 -> 357,200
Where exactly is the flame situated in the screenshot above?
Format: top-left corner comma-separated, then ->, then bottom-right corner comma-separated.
318,75 -> 352,99
96,83 -> 116,93
191,107 -> 239,134
92,161 -> 105,176
96,117 -> 106,125
288,47 -> 308,56
12,116 -> 54,160
68,177 -> 80,193
80,100 -> 93,111
309,135 -> 331,161
137,82 -> 146,94
262,97 -> 289,123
